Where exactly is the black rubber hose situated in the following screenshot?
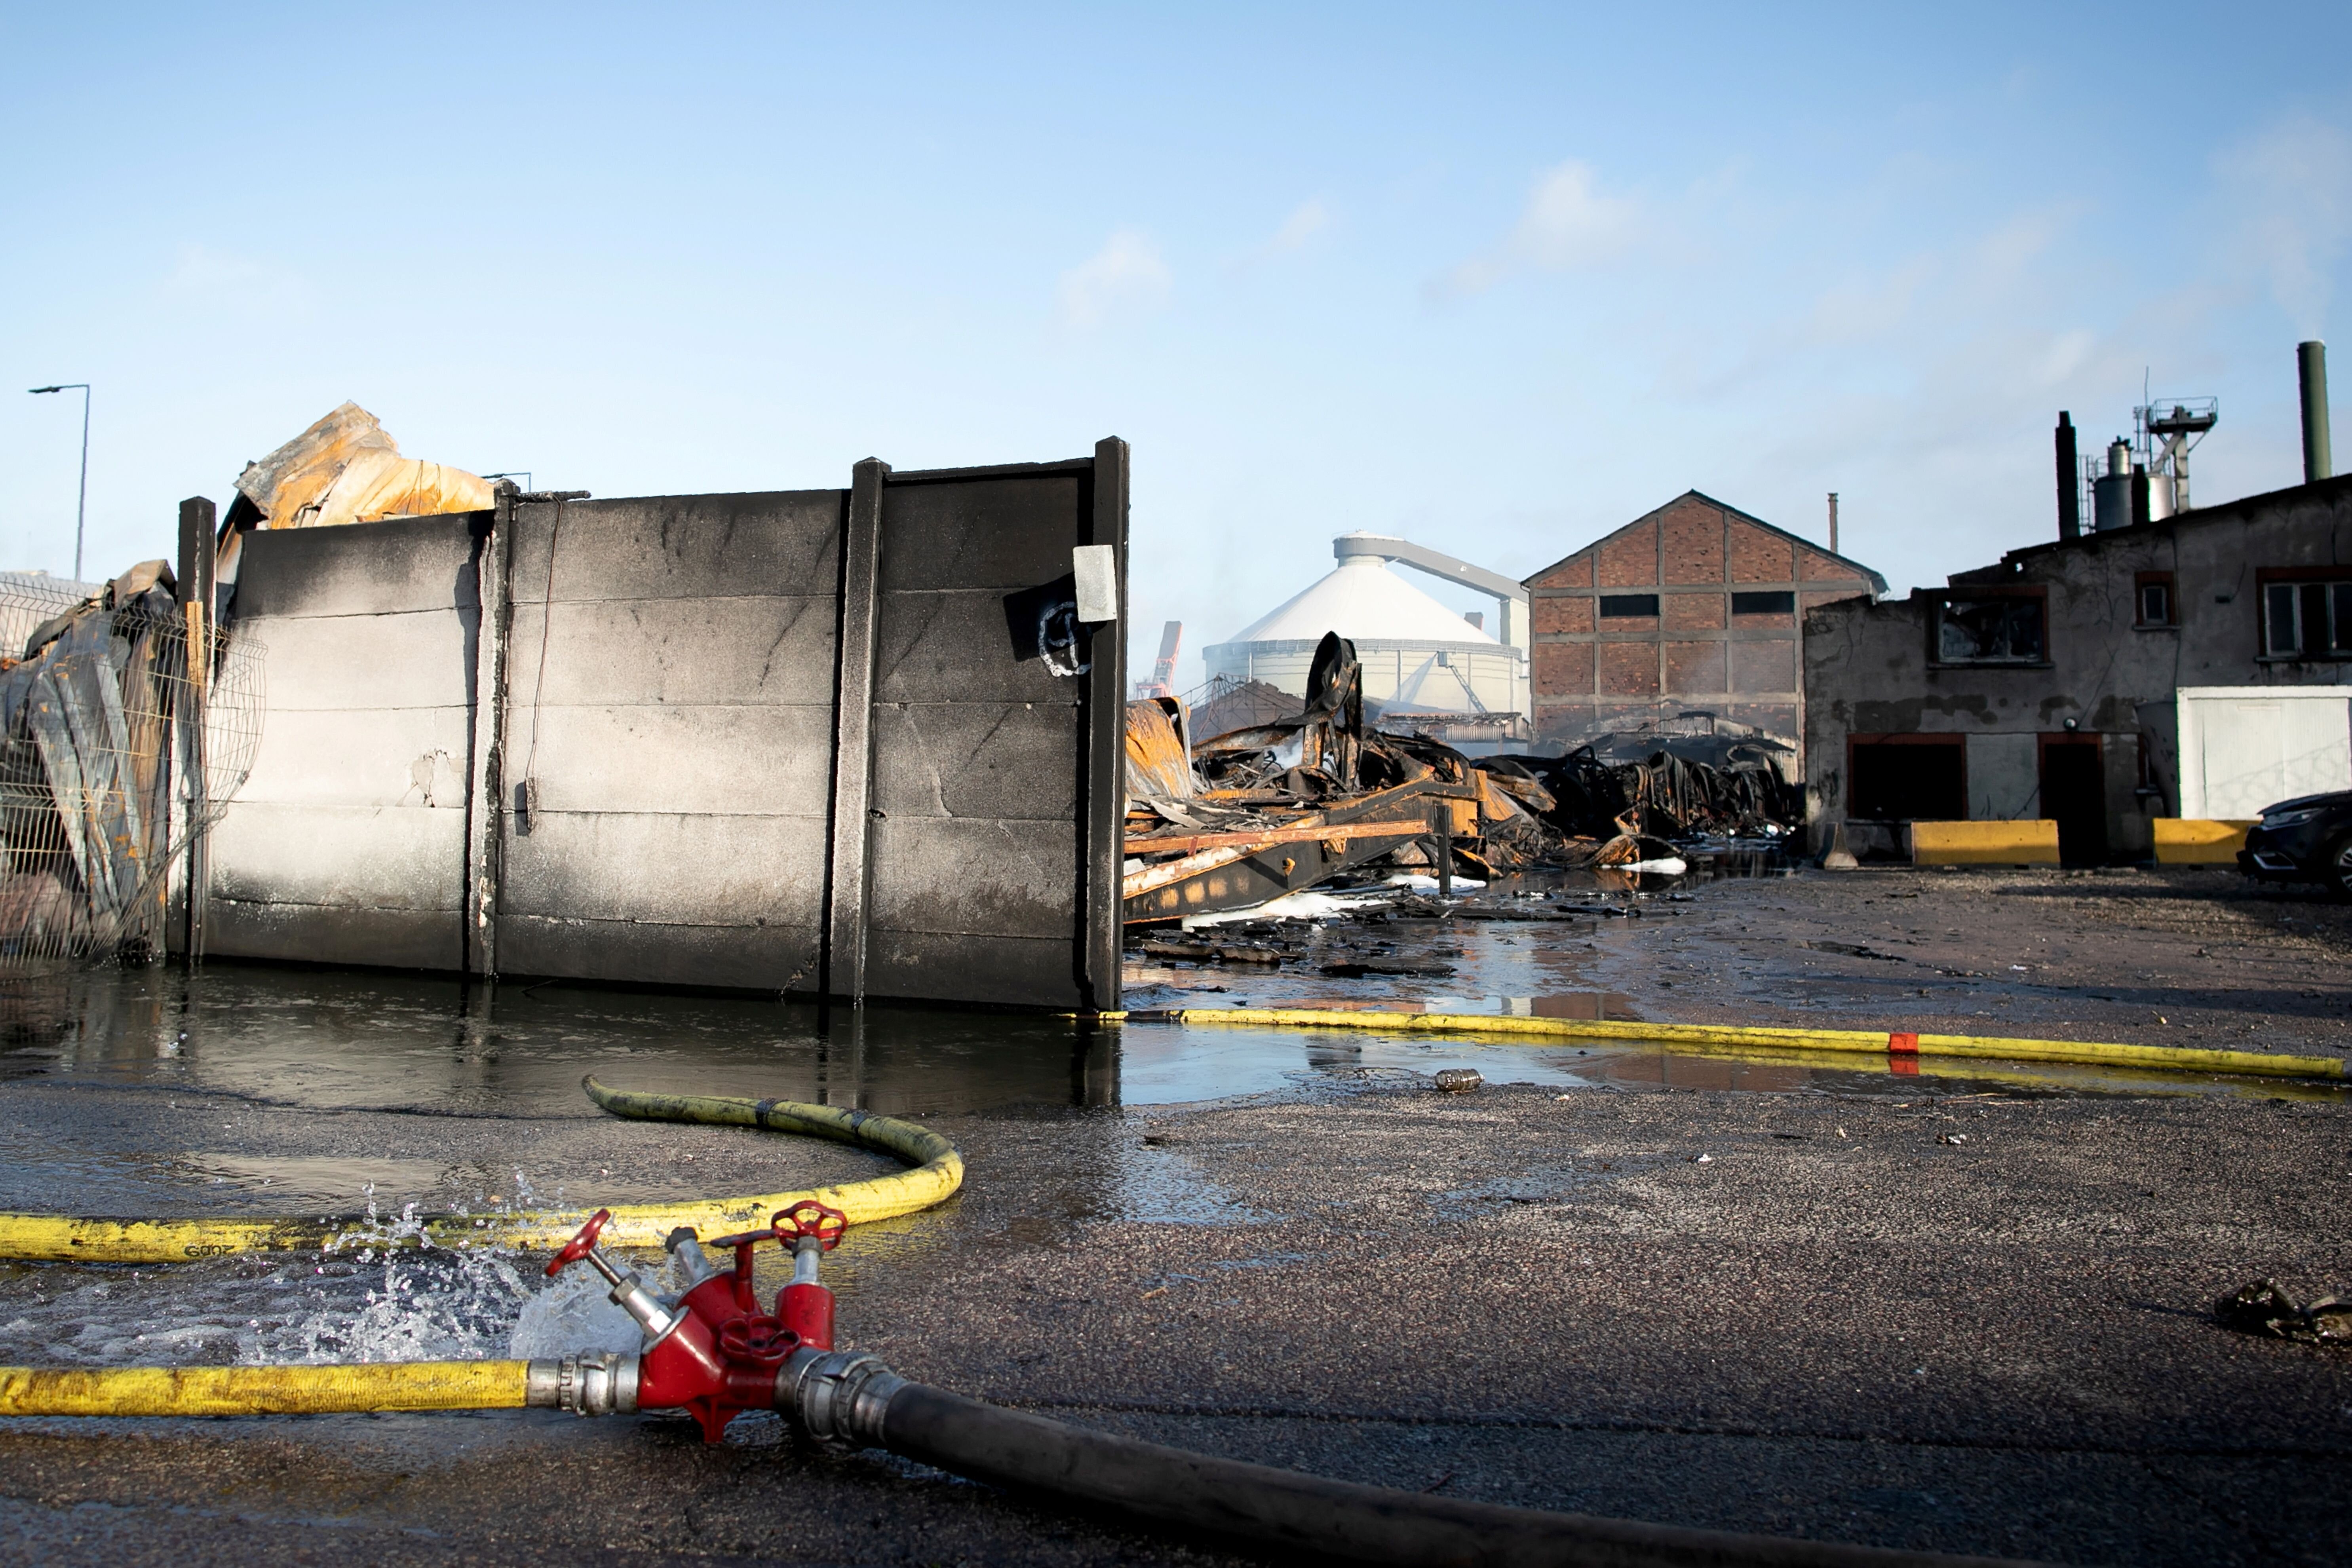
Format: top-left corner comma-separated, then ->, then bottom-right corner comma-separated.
879,1382 -> 2038,1568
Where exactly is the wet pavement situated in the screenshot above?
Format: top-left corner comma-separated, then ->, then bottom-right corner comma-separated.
2,865 -> 2350,1565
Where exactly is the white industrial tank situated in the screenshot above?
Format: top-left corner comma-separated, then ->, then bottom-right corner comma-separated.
1199,549 -> 1528,740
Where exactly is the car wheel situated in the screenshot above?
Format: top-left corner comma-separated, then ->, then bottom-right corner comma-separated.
2327,833 -> 2352,900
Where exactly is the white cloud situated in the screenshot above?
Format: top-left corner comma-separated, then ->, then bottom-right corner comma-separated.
1058,228 -> 1171,328
2212,115 -> 2352,336
1437,159 -> 1641,296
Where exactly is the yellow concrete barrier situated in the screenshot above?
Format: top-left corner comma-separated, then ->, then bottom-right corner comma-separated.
1908,819 -> 2059,866
2154,818 -> 2255,865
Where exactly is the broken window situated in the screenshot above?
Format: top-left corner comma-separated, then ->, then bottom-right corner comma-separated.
2261,578 -> 2352,659
1849,737 -> 1966,821
1598,594 -> 1659,618
1935,595 -> 2046,664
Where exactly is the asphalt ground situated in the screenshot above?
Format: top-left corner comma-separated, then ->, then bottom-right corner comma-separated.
2,865 -> 2348,1566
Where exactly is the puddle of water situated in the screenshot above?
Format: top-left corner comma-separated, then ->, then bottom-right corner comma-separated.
0,959 -> 2338,1378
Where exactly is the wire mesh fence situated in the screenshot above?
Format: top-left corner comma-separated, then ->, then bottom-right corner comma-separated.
0,573 -> 263,970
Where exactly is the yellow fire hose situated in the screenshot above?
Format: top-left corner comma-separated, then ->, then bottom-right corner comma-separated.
0,1361 -> 532,1418
0,1077 -> 964,1418
0,1076 -> 964,1265
1130,1007 -> 2350,1084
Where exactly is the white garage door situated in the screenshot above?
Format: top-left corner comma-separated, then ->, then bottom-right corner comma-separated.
2177,686 -> 2352,817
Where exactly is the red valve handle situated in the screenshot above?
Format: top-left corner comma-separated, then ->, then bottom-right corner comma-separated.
546,1208 -> 613,1277
775,1200 -> 848,1251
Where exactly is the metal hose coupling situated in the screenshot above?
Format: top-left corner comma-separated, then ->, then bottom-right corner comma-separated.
781,1346 -> 905,1446
525,1352 -> 641,1416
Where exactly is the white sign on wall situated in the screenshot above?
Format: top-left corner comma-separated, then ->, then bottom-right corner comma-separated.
2177,686 -> 2352,818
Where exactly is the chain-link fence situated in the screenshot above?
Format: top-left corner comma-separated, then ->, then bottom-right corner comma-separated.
0,574 -> 262,969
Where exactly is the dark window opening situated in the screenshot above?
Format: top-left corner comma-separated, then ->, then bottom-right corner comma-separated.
1731,590 -> 1796,615
1850,739 -> 1966,821
2136,577 -> 2173,626
1936,596 -> 2046,664
2262,578 -> 2352,658
1598,594 -> 1659,618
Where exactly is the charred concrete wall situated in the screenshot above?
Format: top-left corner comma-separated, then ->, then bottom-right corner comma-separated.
205,445 -> 1128,1010
1804,472 -> 2352,862
1525,492 -> 1882,758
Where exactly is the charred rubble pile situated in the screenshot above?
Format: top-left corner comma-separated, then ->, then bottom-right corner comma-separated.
1121,632 -> 1799,926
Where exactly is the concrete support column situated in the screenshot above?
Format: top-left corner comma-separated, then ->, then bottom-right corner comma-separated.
1080,436 -> 1131,1013
823,458 -> 889,1003
174,495 -> 216,963
464,482 -> 517,979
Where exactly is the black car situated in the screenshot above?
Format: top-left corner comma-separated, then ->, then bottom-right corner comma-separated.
2238,789 -> 2352,896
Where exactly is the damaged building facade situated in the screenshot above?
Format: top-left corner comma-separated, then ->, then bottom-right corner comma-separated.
1524,492 -> 1884,756
1804,470 -> 2352,864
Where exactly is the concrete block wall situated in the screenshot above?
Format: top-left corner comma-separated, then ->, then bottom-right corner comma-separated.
209,516 -> 481,970
203,447 -> 1128,1010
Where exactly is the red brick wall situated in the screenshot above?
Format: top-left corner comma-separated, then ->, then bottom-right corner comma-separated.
1664,593 -> 1724,631
1728,519 -> 1793,583
1665,641 -> 1725,694
1528,552 -> 1593,591
1599,641 -> 1658,696
1731,639 -> 1795,692
1658,496 -> 1725,581
1533,641 -> 1593,697
1534,595 -> 1594,635
1596,523 -> 1658,587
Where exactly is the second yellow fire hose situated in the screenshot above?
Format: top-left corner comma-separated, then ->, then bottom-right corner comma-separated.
0,1076 -> 964,1265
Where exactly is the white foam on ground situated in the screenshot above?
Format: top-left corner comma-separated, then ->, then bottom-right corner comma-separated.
1181,888 -> 1392,927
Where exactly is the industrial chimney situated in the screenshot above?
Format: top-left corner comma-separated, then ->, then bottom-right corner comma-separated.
2055,412 -> 2080,540
2301,340 -> 2333,483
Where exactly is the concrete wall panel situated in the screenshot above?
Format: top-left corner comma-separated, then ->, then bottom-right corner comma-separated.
505,597 -> 838,708
863,929 -> 1083,1009
498,913 -> 822,994
207,898 -> 460,971
238,707 -> 473,807
501,810 -> 827,928
234,515 -> 482,620
869,703 -> 1082,822
250,609 -> 475,712
879,475 -> 1088,592
209,454 -> 1120,1006
211,801 -> 464,910
513,704 -> 835,817
866,812 -> 1079,937
873,591 -> 1081,705
506,492 -> 844,605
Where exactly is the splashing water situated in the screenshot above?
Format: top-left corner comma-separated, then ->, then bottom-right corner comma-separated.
0,1170 -> 664,1371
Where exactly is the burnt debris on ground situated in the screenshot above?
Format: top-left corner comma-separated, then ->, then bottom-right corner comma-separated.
1122,630 -> 1800,927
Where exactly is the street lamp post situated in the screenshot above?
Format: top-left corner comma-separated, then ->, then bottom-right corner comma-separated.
28,383 -> 91,582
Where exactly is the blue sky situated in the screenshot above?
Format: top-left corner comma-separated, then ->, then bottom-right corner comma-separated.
4,3 -> 2348,686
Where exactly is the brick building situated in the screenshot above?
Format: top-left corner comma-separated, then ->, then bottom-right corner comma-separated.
1524,492 -> 1884,754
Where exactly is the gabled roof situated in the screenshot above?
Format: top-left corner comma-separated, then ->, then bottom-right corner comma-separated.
1521,489 -> 1889,595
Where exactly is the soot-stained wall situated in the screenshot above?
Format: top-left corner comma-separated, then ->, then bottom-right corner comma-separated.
206,444 -> 1129,1010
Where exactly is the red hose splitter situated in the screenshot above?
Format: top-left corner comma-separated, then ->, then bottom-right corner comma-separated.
546,1199 -> 846,1442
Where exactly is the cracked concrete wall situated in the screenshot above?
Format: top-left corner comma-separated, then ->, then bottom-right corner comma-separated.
206,461 -> 1123,1003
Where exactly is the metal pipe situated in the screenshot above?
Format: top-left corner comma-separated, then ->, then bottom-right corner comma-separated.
2054,413 -> 2079,539
2300,341 -> 2332,483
